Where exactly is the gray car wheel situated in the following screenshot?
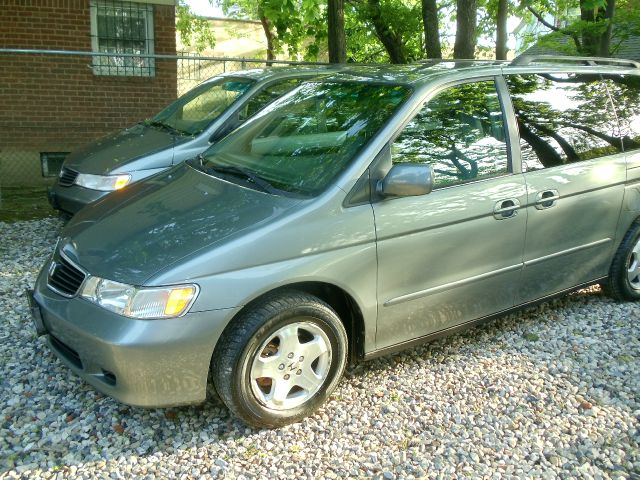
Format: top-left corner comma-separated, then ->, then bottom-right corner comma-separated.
211,290 -> 348,428
602,219 -> 640,301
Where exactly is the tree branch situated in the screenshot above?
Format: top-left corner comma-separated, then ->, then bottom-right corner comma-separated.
526,6 -> 582,52
527,6 -> 561,32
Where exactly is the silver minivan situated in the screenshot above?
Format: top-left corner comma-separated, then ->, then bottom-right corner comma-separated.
30,57 -> 640,428
48,67 -> 336,216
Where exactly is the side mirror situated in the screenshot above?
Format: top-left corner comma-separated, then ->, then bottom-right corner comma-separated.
376,164 -> 434,197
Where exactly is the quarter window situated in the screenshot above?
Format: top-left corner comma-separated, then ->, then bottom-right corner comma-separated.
506,74 -> 621,171
392,80 -> 509,189
90,0 -> 155,77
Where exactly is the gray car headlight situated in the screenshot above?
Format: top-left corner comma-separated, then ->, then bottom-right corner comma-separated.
75,173 -> 131,191
80,277 -> 198,319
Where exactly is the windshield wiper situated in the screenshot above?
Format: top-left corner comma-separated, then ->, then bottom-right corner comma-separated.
146,120 -> 190,136
204,164 -> 280,195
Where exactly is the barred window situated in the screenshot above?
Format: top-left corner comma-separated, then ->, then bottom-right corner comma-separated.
90,0 -> 155,77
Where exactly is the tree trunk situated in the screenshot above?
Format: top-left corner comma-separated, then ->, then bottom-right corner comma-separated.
328,0 -> 347,63
598,0 -> 615,56
421,0 -> 442,59
580,0 -> 616,56
453,0 -> 477,59
580,0 -> 598,55
260,15 -> 275,64
495,0 -> 508,60
367,0 -> 408,64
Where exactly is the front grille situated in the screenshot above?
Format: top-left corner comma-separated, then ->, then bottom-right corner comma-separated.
58,168 -> 79,187
47,254 -> 86,297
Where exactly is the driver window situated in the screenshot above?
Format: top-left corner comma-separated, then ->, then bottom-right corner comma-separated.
392,80 -> 509,189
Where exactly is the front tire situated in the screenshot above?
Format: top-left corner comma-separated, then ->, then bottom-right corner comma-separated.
602,220 -> 640,301
211,290 -> 348,428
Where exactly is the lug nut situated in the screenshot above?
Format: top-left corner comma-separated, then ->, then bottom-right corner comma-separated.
299,356 -> 304,361
296,369 -> 302,375
278,364 -> 285,370
284,374 -> 290,380
288,353 -> 294,359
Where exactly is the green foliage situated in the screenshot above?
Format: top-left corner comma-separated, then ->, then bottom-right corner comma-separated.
345,0 -> 424,63
517,0 -> 640,57
176,1 -> 216,53
218,0 -> 326,60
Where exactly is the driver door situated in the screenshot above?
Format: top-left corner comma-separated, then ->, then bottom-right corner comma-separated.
373,78 -> 527,350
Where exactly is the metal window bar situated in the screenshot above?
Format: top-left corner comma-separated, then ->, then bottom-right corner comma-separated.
91,0 -> 154,77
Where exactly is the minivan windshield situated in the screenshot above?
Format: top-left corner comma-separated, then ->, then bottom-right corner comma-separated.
149,77 -> 255,136
194,81 -> 411,196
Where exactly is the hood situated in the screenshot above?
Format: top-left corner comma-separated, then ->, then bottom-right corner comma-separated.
60,164 -> 300,285
63,123 -> 186,174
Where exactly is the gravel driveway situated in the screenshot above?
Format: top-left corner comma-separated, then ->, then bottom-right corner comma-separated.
1,218 -> 639,479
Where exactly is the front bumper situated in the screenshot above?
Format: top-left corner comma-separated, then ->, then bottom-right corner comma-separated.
48,182 -> 109,216
32,263 -> 238,407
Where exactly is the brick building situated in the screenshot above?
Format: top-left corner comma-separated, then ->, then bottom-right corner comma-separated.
0,0 -> 177,185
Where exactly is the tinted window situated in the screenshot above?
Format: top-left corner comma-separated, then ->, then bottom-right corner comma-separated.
601,75 -> 640,151
239,79 -> 303,121
152,78 -> 255,135
199,82 -> 411,196
506,74 -> 621,171
392,80 -> 509,189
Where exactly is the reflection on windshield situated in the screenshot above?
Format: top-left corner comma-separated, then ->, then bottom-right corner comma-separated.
197,81 -> 411,196
150,78 -> 255,136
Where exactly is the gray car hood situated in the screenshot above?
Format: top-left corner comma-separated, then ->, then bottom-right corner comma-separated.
63,123 -> 187,175
61,164 -> 300,285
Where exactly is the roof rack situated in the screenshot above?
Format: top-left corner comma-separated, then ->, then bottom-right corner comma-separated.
414,58 -> 510,64
511,55 -> 640,69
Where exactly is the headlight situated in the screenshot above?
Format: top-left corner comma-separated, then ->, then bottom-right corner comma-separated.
75,173 -> 131,191
80,276 -> 198,319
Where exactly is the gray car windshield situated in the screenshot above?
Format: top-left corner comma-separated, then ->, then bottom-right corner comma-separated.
197,81 -> 411,196
150,78 -> 255,136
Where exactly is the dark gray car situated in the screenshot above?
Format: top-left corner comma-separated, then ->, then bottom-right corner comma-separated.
30,57 -> 640,428
48,67 -> 338,216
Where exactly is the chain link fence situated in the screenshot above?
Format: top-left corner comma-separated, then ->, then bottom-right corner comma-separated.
0,49 -> 329,221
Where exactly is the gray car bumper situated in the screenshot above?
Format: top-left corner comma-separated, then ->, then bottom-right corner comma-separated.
48,182 -> 109,215
32,265 -> 238,407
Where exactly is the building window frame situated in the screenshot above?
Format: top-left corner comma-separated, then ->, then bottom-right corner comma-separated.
90,0 -> 155,77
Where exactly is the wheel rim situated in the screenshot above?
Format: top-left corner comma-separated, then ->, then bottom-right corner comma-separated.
628,237 -> 640,291
250,320 -> 332,411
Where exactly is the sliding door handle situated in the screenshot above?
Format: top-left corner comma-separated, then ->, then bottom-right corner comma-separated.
535,189 -> 560,209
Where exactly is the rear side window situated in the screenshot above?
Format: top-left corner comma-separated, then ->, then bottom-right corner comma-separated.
506,74 -> 621,171
601,75 -> 640,151
392,80 -> 509,189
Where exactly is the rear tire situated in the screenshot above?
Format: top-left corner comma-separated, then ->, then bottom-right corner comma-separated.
602,220 -> 640,301
211,290 -> 348,428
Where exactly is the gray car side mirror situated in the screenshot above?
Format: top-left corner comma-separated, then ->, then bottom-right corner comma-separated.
376,164 -> 434,197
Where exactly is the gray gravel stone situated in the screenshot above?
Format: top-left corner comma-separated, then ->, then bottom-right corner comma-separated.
0,217 -> 639,479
